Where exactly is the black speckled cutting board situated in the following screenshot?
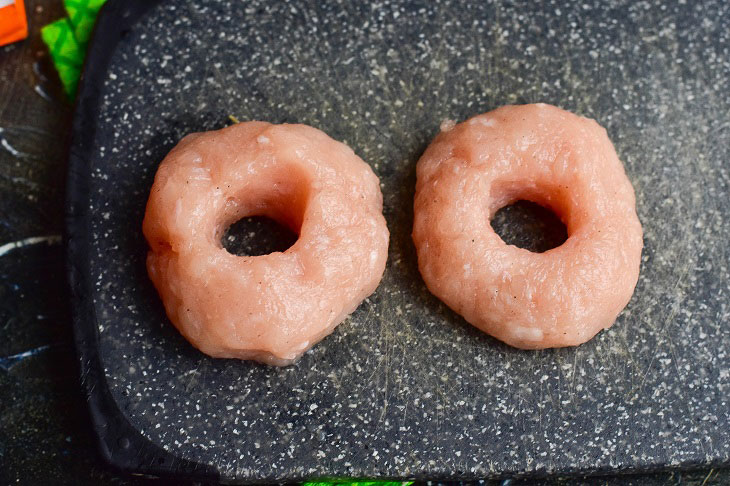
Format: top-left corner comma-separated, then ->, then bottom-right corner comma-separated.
66,0 -> 730,482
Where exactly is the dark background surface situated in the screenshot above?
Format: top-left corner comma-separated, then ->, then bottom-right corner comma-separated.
82,0 -> 730,482
0,1 -> 728,485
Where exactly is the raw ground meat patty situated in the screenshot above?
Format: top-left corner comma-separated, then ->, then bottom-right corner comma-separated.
143,122 -> 389,365
412,104 -> 643,349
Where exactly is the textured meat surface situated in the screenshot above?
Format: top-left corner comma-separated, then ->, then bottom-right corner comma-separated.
413,104 -> 643,348
143,122 -> 389,365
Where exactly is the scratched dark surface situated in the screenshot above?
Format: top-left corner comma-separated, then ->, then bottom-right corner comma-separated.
3,0 -> 730,485
68,0 -> 730,482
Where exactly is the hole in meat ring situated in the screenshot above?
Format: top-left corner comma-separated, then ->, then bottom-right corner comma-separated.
490,200 -> 567,253
221,215 -> 299,257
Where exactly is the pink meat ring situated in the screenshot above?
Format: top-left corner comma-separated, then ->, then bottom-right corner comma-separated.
143,122 -> 389,365
413,104 -> 643,349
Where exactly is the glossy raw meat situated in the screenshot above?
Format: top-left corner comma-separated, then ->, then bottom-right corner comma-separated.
413,104 -> 643,348
143,122 -> 389,365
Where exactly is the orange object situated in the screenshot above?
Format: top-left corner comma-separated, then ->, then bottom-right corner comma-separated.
0,0 -> 28,46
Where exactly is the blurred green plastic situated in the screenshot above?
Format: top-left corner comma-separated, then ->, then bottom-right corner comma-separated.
64,0 -> 107,51
41,0 -> 107,99
40,18 -> 81,99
